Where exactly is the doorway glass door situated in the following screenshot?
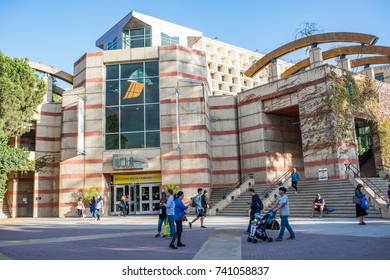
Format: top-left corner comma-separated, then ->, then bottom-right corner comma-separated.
139,184 -> 160,214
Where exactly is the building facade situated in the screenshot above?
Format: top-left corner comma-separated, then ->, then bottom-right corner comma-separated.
4,11 -> 390,218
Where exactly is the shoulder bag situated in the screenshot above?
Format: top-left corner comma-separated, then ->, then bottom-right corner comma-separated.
352,195 -> 361,204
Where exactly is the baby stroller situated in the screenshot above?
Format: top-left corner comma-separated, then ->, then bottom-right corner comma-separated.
247,212 -> 274,243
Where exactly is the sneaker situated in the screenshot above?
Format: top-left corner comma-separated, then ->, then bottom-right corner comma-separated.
287,236 -> 295,240
275,237 -> 282,241
188,222 -> 192,229
155,233 -> 161,238
319,215 -> 323,218
201,226 -> 207,228
169,244 -> 178,249
310,215 -> 314,218
294,191 -> 298,194
177,243 -> 186,247
359,222 -> 366,225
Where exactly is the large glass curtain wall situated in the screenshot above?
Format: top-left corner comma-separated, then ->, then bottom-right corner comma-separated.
105,61 -> 160,150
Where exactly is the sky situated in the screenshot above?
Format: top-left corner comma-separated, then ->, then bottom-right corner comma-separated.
1,0 -> 389,86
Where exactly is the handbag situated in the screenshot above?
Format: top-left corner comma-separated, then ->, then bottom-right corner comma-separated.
179,215 -> 188,222
361,197 -> 369,210
163,220 -> 170,236
352,195 -> 361,204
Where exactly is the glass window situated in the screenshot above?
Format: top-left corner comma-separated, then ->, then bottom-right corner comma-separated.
121,79 -> 144,105
105,107 -> 119,133
106,81 -> 119,106
106,65 -> 119,80
146,132 -> 160,148
145,77 -> 159,103
121,63 -> 144,79
145,104 -> 159,131
106,134 -> 119,150
123,27 -> 152,49
121,132 -> 144,149
120,105 -> 144,132
105,61 -> 159,150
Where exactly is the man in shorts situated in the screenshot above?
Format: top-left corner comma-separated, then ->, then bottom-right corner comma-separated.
189,188 -> 206,228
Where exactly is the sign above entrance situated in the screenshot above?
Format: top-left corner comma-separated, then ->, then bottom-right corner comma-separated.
113,173 -> 161,184
113,154 -> 148,170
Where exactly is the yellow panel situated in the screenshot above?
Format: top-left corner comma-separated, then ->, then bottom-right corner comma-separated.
113,173 -> 161,184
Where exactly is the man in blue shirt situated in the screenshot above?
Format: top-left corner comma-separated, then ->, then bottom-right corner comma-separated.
272,187 -> 295,241
189,188 -> 206,229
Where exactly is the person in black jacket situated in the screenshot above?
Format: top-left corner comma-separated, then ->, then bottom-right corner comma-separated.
245,188 -> 263,233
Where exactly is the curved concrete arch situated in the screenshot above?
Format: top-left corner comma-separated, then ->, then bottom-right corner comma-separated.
350,55 -> 390,68
28,61 -> 73,85
244,32 -> 379,78
281,45 -> 390,78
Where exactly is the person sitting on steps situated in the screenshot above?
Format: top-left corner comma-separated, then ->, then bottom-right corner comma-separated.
311,193 -> 326,218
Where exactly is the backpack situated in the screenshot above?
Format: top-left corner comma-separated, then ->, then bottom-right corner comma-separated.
191,197 -> 197,207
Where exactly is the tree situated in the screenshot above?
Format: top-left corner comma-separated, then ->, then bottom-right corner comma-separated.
0,52 -> 46,201
0,52 -> 46,138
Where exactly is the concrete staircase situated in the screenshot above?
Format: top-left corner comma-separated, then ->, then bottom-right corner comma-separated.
216,179 -> 383,218
0,199 -> 10,219
362,177 -> 389,196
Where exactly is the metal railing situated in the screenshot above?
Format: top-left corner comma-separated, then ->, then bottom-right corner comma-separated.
345,163 -> 388,206
260,170 -> 292,200
218,173 -> 254,201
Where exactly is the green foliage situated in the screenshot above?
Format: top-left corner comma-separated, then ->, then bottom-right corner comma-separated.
0,52 -> 46,138
302,70 -> 388,159
0,138 -> 35,200
162,184 -> 180,195
83,184 -> 100,205
0,53 -> 47,201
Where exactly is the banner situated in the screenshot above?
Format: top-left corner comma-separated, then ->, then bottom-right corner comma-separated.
113,173 -> 161,184
77,97 -> 86,155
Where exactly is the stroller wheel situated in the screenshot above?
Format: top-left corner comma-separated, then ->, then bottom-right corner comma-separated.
267,237 -> 273,242
253,239 -> 258,244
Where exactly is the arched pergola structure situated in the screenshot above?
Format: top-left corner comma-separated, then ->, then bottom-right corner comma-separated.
350,55 -> 390,69
244,32 -> 379,78
28,61 -> 73,85
280,45 -> 390,78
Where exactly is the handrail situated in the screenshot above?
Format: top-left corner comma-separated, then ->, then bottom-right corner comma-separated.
219,173 -> 254,200
344,163 -> 388,203
261,170 -> 292,200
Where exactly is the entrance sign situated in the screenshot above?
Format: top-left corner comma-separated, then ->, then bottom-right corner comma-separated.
113,173 -> 161,184
113,154 -> 148,169
318,168 -> 328,181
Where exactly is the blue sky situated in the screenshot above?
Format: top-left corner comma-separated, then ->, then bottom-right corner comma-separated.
1,0 -> 389,82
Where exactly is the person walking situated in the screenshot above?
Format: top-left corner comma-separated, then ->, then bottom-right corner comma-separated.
355,184 -> 368,225
245,188 -> 263,234
387,184 -> 390,205
76,197 -> 84,218
155,191 -> 167,237
166,189 -> 176,239
291,167 -> 300,194
169,191 -> 189,249
120,194 -> 127,216
189,188 -> 206,229
95,195 -> 104,220
89,196 -> 96,220
272,186 -> 295,241
201,189 -> 210,218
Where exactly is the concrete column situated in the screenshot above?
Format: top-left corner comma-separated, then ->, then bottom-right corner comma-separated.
270,59 -> 280,82
338,58 -> 351,72
360,66 -> 375,79
42,74 -> 53,103
309,47 -> 323,68
384,67 -> 390,83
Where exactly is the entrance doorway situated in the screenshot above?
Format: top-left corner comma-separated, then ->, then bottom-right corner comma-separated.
112,184 -> 160,215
